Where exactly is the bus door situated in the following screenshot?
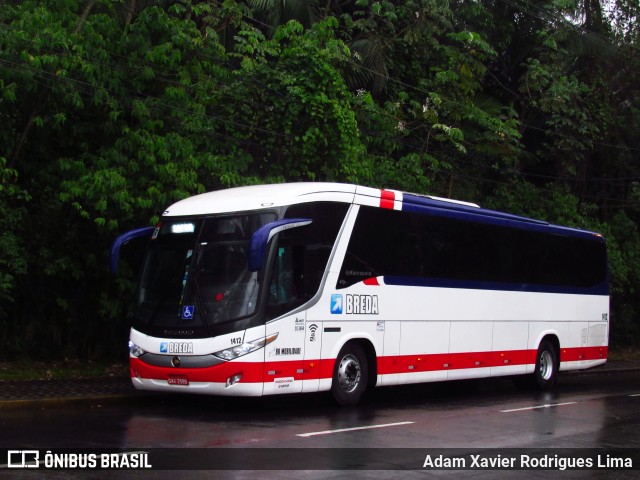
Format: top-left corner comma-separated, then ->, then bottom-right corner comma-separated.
263,312 -> 304,395
259,222 -> 310,396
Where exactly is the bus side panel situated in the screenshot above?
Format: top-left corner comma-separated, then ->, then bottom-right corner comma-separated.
589,322 -> 608,348
263,313 -> 305,395
587,321 -> 608,368
378,320 -> 400,386
396,320 -> 449,385
559,318 -> 608,371
568,320 -> 590,368
491,321 -> 529,377
447,321 -> 493,380
378,284 -> 449,385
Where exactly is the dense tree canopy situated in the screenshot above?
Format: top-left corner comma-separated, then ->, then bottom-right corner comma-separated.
1,0 -> 639,359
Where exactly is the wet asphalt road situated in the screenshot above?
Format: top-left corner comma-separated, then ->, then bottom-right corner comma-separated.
1,369 -> 639,479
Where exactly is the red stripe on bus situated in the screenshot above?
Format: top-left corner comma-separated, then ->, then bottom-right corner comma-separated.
378,347 -> 608,375
560,346 -> 608,362
377,350 -> 536,374
130,357 -> 265,383
379,190 -> 395,209
363,277 -> 380,286
130,357 -> 336,384
130,347 -> 607,383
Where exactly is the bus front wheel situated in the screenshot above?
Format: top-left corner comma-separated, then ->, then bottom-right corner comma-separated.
534,340 -> 558,389
331,343 -> 368,406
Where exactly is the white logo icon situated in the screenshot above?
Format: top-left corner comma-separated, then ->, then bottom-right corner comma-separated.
7,450 -> 40,468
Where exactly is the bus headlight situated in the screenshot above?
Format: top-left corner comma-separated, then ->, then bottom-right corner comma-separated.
213,333 -> 278,361
128,341 -> 146,358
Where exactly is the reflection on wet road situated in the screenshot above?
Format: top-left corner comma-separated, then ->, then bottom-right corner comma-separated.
2,370 -> 639,479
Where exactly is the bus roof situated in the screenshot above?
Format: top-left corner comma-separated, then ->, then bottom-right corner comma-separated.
162,182 -> 603,241
163,183 -> 358,216
163,182 -> 479,216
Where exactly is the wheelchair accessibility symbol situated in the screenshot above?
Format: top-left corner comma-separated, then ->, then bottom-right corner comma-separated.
182,305 -> 195,320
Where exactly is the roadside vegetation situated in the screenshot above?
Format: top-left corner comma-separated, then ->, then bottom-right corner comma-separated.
1,0 -> 639,361
0,360 -> 127,381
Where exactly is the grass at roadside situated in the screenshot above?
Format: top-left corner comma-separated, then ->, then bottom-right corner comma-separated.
608,346 -> 640,361
0,360 -> 128,381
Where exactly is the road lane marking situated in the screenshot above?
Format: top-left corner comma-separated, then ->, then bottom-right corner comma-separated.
629,394 -> 640,397
296,421 -> 414,437
500,401 -> 577,413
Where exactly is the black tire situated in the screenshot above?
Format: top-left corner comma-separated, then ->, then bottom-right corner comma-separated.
533,340 -> 558,389
331,343 -> 368,406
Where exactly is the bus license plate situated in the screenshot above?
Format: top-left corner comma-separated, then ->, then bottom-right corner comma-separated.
167,375 -> 189,386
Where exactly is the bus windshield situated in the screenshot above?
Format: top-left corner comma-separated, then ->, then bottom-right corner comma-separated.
133,213 -> 276,334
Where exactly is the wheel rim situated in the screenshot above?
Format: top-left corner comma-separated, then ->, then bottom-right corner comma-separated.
337,354 -> 361,393
538,350 -> 554,381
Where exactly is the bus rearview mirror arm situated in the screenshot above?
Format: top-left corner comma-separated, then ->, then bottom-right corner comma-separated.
109,226 -> 156,275
248,219 -> 312,272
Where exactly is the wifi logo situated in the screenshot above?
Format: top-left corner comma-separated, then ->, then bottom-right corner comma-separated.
308,324 -> 318,342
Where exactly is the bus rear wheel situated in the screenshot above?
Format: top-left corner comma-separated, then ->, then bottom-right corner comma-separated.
331,343 -> 368,406
534,340 -> 558,389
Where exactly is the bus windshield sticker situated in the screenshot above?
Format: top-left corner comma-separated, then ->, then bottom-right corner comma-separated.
182,305 -> 195,320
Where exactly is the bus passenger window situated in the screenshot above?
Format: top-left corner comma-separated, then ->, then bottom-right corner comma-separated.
266,201 -> 348,319
266,238 -> 307,319
269,246 -> 295,305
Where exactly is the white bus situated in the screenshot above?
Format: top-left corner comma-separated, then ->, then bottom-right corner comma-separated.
111,183 -> 609,405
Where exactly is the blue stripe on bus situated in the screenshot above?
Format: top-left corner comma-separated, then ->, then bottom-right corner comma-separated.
401,193 -> 602,241
382,275 -> 609,296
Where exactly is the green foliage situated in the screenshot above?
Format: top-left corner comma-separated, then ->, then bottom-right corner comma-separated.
1,0 -> 640,359
221,18 -> 368,182
0,157 -> 29,306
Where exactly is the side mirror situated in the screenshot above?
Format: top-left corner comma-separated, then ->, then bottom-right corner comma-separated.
109,226 -> 155,275
248,218 -> 312,272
